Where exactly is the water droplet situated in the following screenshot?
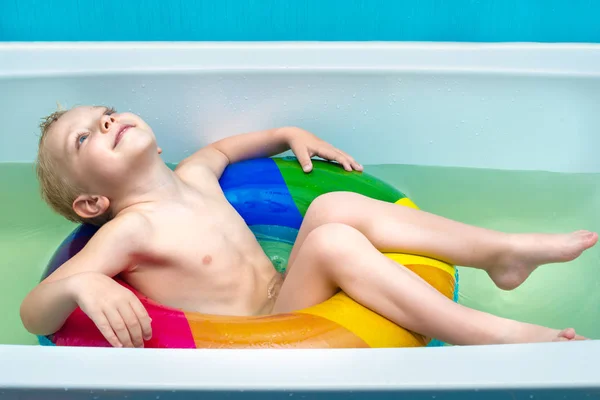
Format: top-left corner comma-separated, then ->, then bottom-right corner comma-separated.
283,101 -> 287,106
289,394 -> 294,397
93,397 -> 99,400
398,78 -> 402,83
352,126 -> 356,130
336,105 -> 341,109
481,97 -> 486,101
131,89 -> 135,93
141,84 -> 146,88
447,88 -> 451,92
156,396 -> 161,399
529,396 -> 534,399
155,117 -> 159,120
307,84 -> 311,88
244,96 -> 248,100
389,102 -> 393,106
363,110 -> 368,115
475,132 -> 479,136
352,93 -> 357,98
429,140 -> 433,144
461,120 -> 465,123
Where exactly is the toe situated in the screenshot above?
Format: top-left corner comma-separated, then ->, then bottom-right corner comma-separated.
558,328 -> 576,340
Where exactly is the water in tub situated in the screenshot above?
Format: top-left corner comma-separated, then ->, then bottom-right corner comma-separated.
1,160 -> 598,345
1,69 -> 599,345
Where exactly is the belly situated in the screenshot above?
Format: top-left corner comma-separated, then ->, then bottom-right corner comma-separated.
122,231 -> 279,316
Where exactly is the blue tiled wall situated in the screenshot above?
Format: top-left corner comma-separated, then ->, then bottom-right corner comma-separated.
2,0 -> 599,42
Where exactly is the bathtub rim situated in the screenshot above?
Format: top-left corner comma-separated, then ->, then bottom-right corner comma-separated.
2,41 -> 600,78
0,341 -> 599,392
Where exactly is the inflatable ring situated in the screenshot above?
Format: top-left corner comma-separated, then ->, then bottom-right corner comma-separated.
39,157 -> 458,349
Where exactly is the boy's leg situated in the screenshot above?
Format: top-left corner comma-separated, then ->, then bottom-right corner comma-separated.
288,192 -> 597,290
274,223 -> 585,345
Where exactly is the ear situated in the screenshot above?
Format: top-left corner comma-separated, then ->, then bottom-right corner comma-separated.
73,194 -> 111,220
157,146 -> 163,155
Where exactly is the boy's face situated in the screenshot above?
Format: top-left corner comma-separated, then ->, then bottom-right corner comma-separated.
45,106 -> 160,195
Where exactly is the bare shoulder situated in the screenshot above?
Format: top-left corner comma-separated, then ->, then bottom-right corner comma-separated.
98,212 -> 153,251
174,145 -> 229,193
43,212 -> 152,283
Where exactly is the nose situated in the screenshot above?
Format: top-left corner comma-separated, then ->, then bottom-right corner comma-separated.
100,114 -> 117,133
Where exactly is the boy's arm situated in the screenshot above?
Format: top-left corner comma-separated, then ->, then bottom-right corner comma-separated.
176,126 -> 362,180
20,214 -> 152,348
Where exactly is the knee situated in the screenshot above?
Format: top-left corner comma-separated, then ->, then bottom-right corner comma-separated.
303,223 -> 364,263
306,191 -> 362,224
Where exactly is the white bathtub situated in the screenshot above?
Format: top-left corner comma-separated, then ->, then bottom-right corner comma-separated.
0,42 -> 599,398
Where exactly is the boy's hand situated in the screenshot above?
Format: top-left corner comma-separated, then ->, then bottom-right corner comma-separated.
70,272 -> 152,348
283,127 -> 363,173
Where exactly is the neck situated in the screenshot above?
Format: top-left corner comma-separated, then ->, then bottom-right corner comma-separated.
109,160 -> 185,216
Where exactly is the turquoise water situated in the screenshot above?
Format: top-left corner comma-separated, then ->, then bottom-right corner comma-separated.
0,162 -> 598,346
3,0 -> 600,42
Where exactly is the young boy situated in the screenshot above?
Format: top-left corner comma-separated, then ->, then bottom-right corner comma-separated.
21,106 -> 597,349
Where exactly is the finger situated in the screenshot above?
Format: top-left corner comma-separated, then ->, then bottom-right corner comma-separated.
118,303 -> 144,348
104,307 -> 134,348
293,147 -> 313,172
91,311 -> 122,348
130,299 -> 153,341
333,150 -> 356,172
336,150 -> 363,171
322,149 -> 352,171
314,147 -> 341,163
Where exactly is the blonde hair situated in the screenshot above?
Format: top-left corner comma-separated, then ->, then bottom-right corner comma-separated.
36,108 -> 110,226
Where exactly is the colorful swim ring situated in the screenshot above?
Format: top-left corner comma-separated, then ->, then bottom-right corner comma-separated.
39,157 -> 458,349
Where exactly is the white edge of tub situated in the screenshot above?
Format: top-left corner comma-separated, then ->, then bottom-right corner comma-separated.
2,41 -> 600,77
0,341 -> 599,394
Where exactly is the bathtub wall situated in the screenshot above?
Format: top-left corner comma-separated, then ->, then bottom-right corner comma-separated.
1,43 -> 600,173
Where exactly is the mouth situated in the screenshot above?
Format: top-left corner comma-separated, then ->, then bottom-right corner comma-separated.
114,125 -> 133,148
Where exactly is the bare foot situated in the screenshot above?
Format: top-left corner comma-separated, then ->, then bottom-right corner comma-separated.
488,230 -> 598,290
508,324 -> 588,344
